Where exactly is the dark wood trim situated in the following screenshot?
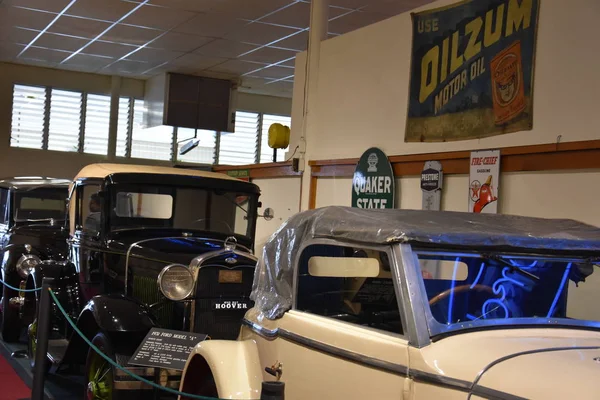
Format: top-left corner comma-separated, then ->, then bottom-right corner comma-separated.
307,139 -> 600,209
309,139 -> 600,178
213,161 -> 302,179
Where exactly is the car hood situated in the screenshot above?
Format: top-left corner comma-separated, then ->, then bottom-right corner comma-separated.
107,233 -> 256,267
415,328 -> 600,398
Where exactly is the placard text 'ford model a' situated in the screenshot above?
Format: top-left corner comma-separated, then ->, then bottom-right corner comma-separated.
24,164 -> 261,398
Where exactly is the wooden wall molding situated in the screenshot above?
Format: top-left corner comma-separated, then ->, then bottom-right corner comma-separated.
213,161 -> 302,179
308,139 -> 600,209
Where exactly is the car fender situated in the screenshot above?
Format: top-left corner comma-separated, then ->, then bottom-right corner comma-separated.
80,294 -> 157,333
180,340 -> 262,400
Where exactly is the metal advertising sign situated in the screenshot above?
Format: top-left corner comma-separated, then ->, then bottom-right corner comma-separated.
421,161 -> 443,210
469,149 -> 500,213
226,169 -> 250,182
405,0 -> 540,142
351,148 -> 395,209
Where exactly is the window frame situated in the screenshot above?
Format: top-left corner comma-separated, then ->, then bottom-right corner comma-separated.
292,238 -> 410,341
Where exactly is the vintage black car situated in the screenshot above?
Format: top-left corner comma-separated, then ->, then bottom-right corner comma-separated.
0,177 -> 69,342
24,163 -> 261,399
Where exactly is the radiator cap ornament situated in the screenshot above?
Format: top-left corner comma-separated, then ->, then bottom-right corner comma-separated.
224,236 -> 237,251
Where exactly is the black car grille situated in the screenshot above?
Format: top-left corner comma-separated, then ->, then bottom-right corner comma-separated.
192,265 -> 255,339
132,275 -> 175,328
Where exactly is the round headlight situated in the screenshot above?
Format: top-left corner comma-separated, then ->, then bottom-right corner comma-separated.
158,264 -> 194,301
16,254 -> 41,279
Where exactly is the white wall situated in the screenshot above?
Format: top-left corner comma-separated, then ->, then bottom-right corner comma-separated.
0,61 -> 292,180
291,0 -> 600,210
253,177 -> 302,254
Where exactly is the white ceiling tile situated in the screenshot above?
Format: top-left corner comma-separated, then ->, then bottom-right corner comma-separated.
263,80 -> 294,96
100,59 -> 157,75
269,30 -> 307,51
238,46 -> 296,64
173,12 -> 241,38
207,0 -> 295,21
18,46 -> 70,64
170,53 -> 228,70
84,41 -> 139,58
100,24 -> 164,45
148,32 -> 212,52
121,4 -> 197,30
278,56 -> 296,67
65,0 -> 138,22
124,47 -> 184,63
0,41 -> 24,60
49,15 -> 112,38
0,5 -> 57,30
328,10 -> 390,34
248,65 -> 294,79
207,59 -> 265,76
328,0 -> 368,9
365,0 -> 424,16
61,53 -> 114,69
261,2 -> 348,29
0,26 -> 38,44
35,32 -> 90,51
225,22 -> 300,46
147,0 -> 217,13
194,39 -> 258,59
3,0 -> 73,13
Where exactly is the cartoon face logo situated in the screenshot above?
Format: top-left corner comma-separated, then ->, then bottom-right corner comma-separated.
367,153 -> 379,172
470,180 -> 481,202
493,53 -> 520,106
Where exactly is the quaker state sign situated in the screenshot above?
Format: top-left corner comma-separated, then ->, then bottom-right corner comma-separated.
352,148 -> 395,209
405,0 -> 539,142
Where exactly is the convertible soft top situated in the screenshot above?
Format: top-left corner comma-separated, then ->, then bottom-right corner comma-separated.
250,206 -> 600,319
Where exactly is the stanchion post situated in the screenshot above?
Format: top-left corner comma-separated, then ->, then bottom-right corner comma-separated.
31,277 -> 53,400
261,381 -> 285,400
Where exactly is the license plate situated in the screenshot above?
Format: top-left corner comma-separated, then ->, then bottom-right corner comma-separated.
212,300 -> 249,311
218,270 -> 242,283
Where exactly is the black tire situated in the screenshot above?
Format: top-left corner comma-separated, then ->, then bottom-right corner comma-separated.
84,333 -> 125,400
2,287 -> 21,342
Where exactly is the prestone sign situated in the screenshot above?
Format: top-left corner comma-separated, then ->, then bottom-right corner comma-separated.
352,148 -> 395,209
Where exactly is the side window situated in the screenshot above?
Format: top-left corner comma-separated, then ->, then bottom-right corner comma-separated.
0,189 -> 8,225
80,184 -> 102,235
296,244 -> 403,335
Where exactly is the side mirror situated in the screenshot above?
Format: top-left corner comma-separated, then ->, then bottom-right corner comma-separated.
260,207 -> 275,221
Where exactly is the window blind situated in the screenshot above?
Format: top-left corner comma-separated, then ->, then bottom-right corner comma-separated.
260,114 -> 291,163
10,85 -> 46,149
130,100 -> 173,161
84,94 -> 111,155
218,111 -> 259,165
48,89 -> 82,152
116,97 -> 131,157
176,128 -> 216,164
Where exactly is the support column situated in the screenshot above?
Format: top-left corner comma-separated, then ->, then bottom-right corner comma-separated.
299,0 -> 328,210
107,75 -> 121,161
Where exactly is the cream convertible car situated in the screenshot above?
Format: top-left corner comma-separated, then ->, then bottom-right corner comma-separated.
178,206 -> 600,399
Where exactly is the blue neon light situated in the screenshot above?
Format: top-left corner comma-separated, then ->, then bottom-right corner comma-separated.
546,263 -> 572,318
447,257 -> 460,324
470,262 -> 486,289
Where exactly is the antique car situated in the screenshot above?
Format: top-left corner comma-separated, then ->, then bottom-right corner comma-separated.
178,206 -> 600,399
24,163 -> 261,398
0,176 -> 69,342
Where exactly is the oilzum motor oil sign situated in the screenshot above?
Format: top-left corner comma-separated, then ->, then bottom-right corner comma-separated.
351,148 -> 395,209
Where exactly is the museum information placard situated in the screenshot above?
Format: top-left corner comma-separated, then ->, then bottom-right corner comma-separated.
405,0 -> 540,142
129,328 -> 207,371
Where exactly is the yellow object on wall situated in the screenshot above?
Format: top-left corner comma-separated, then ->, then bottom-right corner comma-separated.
268,123 -> 290,149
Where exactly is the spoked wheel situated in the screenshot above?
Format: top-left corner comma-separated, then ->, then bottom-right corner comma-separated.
84,333 -> 123,400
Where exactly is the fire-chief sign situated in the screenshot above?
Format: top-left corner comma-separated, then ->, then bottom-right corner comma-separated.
405,0 -> 540,142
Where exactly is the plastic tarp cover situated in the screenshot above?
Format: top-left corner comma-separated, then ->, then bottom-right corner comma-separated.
250,206 -> 600,320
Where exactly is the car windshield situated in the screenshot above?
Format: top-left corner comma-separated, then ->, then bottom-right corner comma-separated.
416,250 -> 600,331
106,184 -> 257,239
13,188 -> 67,222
